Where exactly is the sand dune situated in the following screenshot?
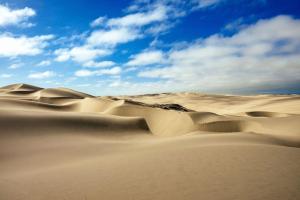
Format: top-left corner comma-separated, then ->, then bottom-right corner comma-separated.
0,83 -> 299,200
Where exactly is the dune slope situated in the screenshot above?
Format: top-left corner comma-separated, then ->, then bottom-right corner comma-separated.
0,84 -> 299,200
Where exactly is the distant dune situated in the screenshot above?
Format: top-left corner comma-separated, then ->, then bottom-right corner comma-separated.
0,83 -> 299,200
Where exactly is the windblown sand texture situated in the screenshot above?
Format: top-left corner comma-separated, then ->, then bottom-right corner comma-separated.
0,83 -> 300,200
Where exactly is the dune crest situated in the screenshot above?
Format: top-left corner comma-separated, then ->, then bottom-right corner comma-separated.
0,83 -> 299,200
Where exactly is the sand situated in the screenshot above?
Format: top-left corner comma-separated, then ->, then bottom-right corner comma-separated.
0,83 -> 299,200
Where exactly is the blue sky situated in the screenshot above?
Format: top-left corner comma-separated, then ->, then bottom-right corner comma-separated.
0,0 -> 300,95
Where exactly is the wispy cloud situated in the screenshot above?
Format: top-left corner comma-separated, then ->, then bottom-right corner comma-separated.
83,60 -> 115,68
90,16 -> 107,27
107,4 -> 167,27
86,2 -> 182,49
28,71 -> 56,79
75,67 -> 121,77
37,60 -> 51,66
126,50 -> 165,66
194,0 -> 223,9
0,73 -> 12,78
9,62 -> 23,69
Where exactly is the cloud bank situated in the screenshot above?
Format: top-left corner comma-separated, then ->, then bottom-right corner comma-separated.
138,16 -> 300,92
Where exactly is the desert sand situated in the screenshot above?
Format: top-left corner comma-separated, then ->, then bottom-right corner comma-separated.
0,83 -> 299,200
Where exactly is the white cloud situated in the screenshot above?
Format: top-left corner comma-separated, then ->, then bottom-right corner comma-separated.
98,67 -> 121,75
37,60 -> 51,66
75,69 -> 94,77
126,50 -> 165,66
107,4 -> 167,27
0,74 -> 12,78
54,46 -> 111,63
75,67 -> 121,77
9,62 -> 23,69
55,1 -> 176,69
87,27 -> 141,47
0,4 -> 35,27
53,39 -> 113,69
139,16 -> 300,92
86,4 -> 171,49
90,16 -> 106,27
0,34 -> 54,57
146,23 -> 175,35
83,60 -> 115,68
28,71 -> 56,79
54,48 -> 70,62
69,46 -> 110,63
109,80 -> 122,87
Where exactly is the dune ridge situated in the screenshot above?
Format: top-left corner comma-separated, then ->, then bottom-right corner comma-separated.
0,83 -> 299,200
